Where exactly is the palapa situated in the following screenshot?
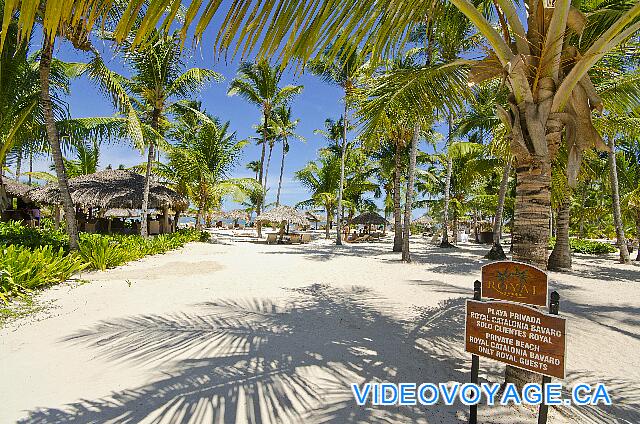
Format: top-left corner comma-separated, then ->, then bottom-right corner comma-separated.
350,211 -> 388,225
1,178 -> 32,200
103,208 -> 140,218
256,205 -> 309,225
28,170 -> 187,211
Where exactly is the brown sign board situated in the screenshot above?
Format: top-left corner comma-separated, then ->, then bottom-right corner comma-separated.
482,261 -> 548,307
465,300 -> 566,379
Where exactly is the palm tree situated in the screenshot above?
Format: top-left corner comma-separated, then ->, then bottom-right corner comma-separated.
246,160 -> 261,181
271,106 -> 304,206
228,60 -> 303,237
308,40 -> 369,245
163,104 -> 255,229
295,150 -> 341,239
90,31 -> 221,237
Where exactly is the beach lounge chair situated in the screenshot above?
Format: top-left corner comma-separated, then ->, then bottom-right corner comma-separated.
301,233 -> 311,244
289,234 -> 302,244
266,233 -> 277,244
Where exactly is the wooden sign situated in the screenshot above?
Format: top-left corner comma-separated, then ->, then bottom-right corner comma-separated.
481,261 -> 548,307
465,300 -> 566,379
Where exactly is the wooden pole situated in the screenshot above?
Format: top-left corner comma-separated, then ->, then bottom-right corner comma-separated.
469,279 -> 481,424
538,291 -> 560,424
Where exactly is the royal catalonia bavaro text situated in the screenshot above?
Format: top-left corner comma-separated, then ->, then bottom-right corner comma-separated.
351,382 -> 612,407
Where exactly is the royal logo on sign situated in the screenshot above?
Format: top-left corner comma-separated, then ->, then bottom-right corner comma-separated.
481,261 -> 548,307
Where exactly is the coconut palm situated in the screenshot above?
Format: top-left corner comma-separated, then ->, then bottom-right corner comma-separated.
271,106 -> 304,206
89,31 -> 221,237
228,60 -> 303,237
308,40 -> 369,245
295,150 -> 341,239
121,0 -> 640,273
163,103 -> 256,229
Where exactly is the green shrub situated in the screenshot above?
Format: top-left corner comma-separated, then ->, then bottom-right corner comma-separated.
78,234 -> 132,271
0,221 -> 68,251
0,245 -> 87,302
548,237 -> 616,254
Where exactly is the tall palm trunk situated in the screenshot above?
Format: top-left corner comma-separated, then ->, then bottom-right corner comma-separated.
402,123 -> 419,262
140,109 -> 160,238
256,109 -> 269,238
28,150 -> 33,185
336,99 -> 348,246
325,207 -> 331,239
548,197 -> 572,270
15,146 -> 22,180
40,37 -> 79,250
0,174 -> 7,212
440,115 -> 454,248
264,142 -> 274,193
608,137 -> 631,263
506,153 -> 552,389
392,140 -> 403,252
486,159 -> 511,259
276,139 -> 286,206
636,214 -> 640,261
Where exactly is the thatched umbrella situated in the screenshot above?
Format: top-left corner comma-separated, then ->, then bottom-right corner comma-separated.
226,209 -> 250,222
351,211 -> 388,225
256,205 -> 309,225
350,211 -> 388,235
103,208 -> 140,218
256,205 -> 309,241
305,211 -> 321,230
29,170 -> 187,211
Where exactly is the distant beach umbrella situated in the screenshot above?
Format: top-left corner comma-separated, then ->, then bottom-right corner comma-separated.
256,205 -> 309,226
350,211 -> 388,225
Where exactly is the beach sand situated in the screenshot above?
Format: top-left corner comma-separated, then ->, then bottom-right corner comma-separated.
1,233 -> 639,423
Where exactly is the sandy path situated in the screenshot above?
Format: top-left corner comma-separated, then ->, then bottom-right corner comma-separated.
1,234 -> 639,423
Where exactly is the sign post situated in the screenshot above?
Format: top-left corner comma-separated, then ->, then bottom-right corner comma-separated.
465,261 -> 566,424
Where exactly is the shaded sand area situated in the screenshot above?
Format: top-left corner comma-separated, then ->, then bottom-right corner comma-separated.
1,234 -> 639,423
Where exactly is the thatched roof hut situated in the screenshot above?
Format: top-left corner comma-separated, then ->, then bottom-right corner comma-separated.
28,170 -> 187,211
256,205 -> 309,225
2,178 -> 32,201
351,211 -> 388,225
210,209 -> 249,221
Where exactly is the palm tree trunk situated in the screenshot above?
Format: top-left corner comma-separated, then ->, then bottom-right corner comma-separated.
0,174 -> 8,212
486,159 -> 511,259
336,99 -> 348,246
40,36 -> 79,250
256,109 -> 269,238
325,207 -> 331,239
506,152 -> 552,389
402,123 -> 419,262
608,137 -> 631,263
140,109 -> 160,238
636,214 -> 640,261
28,150 -> 33,186
15,146 -> 22,181
276,139 -> 286,206
392,141 -> 403,252
548,197 -> 572,270
440,115 -> 454,248
264,142 -> 274,194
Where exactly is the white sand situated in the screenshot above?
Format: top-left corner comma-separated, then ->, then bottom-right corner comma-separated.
1,233 -> 639,423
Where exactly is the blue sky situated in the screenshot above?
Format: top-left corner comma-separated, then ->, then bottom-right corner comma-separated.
29,32 -> 445,214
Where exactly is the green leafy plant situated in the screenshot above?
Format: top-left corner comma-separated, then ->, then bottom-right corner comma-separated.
78,234 -> 132,271
548,237 -> 616,255
0,245 -> 87,302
